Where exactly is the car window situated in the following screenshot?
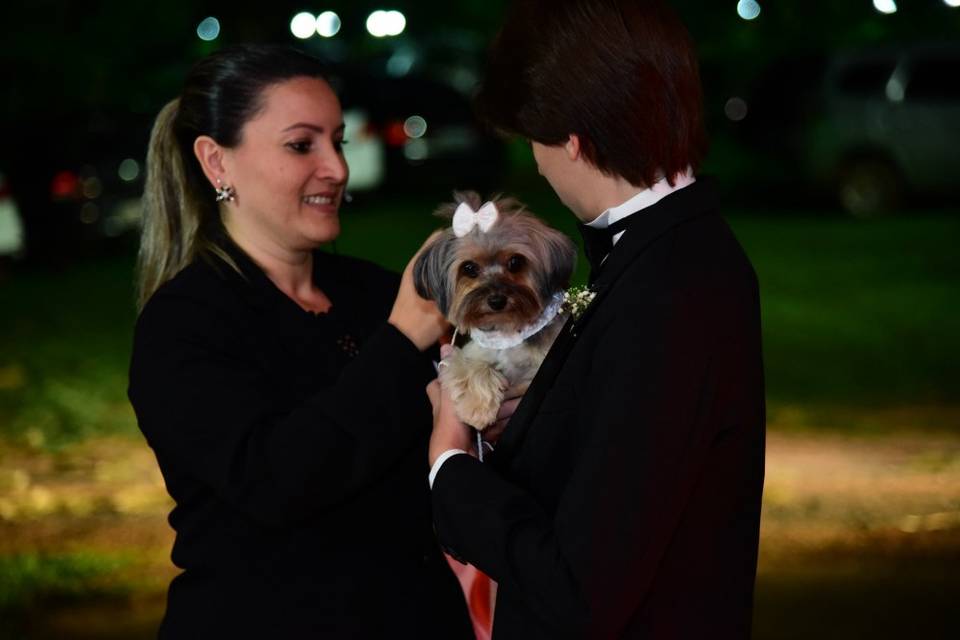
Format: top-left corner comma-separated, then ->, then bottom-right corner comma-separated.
905,55 -> 960,102
834,59 -> 897,98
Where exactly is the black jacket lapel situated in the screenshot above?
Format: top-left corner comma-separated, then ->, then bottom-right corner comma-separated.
492,178 -> 719,465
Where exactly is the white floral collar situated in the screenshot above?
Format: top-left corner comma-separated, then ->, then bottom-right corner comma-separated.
468,292 -> 565,350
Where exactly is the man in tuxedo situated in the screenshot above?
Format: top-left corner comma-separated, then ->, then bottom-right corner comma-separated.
425,1 -> 765,638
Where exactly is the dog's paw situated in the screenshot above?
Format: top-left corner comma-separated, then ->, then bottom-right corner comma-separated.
440,359 -> 507,430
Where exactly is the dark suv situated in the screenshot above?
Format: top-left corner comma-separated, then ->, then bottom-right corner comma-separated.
741,44 -> 960,216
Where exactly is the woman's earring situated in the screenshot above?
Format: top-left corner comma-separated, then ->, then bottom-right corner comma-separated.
215,179 -> 236,203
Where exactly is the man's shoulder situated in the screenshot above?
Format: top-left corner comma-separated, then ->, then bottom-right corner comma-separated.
624,212 -> 756,293
589,214 -> 758,333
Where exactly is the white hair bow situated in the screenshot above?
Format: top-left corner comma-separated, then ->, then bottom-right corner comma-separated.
452,201 -> 498,237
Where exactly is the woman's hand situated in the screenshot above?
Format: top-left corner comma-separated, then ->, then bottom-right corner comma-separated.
389,232 -> 449,351
426,378 -> 474,467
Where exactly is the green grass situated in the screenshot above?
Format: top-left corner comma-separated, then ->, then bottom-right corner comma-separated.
731,213 -> 960,406
0,253 -> 139,448
0,552 -> 131,612
0,197 -> 957,446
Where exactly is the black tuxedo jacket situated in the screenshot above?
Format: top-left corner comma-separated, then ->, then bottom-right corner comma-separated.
432,179 -> 766,639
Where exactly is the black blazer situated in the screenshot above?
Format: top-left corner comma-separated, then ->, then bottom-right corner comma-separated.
432,179 -> 766,639
128,245 -> 472,638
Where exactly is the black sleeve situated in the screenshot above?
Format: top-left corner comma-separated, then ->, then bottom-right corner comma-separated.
431,277 -> 760,636
129,291 -> 431,529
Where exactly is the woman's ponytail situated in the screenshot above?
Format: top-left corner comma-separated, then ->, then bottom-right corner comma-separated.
137,99 -> 206,310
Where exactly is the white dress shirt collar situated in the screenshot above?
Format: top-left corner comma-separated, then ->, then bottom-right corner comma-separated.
585,168 -> 696,245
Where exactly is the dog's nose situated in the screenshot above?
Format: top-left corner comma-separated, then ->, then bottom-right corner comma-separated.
487,294 -> 508,311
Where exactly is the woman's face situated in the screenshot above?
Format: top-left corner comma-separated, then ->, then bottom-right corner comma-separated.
222,76 -> 348,252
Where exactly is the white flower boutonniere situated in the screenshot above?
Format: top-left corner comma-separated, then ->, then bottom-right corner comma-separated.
561,285 -> 596,321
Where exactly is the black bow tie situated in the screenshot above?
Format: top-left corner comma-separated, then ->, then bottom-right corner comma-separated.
577,213 -> 639,284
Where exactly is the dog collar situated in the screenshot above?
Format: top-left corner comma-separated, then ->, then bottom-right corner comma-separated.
468,292 -> 565,350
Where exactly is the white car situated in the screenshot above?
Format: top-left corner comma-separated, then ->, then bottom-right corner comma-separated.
342,109 -> 385,192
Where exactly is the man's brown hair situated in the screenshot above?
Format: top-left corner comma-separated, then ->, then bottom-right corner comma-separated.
476,0 -> 707,188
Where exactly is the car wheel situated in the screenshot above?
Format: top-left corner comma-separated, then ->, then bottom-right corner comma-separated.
837,157 -> 902,218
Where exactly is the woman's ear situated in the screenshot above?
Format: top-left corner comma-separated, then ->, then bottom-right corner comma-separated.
193,136 -> 228,188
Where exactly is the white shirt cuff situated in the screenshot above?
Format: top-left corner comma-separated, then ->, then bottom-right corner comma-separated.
429,449 -> 468,489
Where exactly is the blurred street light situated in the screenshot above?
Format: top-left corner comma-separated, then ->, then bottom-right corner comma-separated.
290,11 -> 317,39
403,116 -> 427,139
873,0 -> 898,14
196,17 -> 220,42
118,159 -> 140,182
317,11 -> 342,37
366,10 -> 406,37
737,0 -> 761,21
945,0 -> 960,7
725,97 -> 749,121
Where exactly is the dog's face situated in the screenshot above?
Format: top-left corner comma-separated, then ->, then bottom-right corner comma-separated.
415,193 -> 576,333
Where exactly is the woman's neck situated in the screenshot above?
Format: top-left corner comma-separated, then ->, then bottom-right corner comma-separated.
225,222 -> 331,313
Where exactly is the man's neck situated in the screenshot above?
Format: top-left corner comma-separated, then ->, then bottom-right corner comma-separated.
575,173 -> 648,224
576,169 -> 695,224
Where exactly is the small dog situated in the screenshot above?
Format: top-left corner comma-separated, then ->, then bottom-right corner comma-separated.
415,191 -> 577,429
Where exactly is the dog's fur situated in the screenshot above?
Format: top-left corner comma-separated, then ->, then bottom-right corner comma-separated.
415,191 -> 577,429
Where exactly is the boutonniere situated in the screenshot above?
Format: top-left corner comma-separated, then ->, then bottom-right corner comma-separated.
561,285 -> 596,321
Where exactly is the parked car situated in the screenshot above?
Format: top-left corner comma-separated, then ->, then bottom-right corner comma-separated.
341,108 -> 386,192
739,44 -> 960,216
328,67 -> 506,196
0,110 -> 149,262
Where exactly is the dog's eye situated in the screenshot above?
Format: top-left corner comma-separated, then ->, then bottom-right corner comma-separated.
506,254 -> 527,273
460,261 -> 480,278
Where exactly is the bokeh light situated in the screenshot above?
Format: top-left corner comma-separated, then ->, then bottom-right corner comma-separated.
737,0 -> 761,21
366,10 -> 407,37
885,76 -> 905,102
79,202 -> 99,224
403,139 -> 428,161
725,96 -> 749,121
117,159 -> 140,182
873,0 -> 898,14
196,17 -> 220,42
402,115 -> 428,139
290,11 -> 317,39
316,11 -> 341,37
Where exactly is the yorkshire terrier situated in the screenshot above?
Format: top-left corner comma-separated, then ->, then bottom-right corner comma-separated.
415,191 -> 577,429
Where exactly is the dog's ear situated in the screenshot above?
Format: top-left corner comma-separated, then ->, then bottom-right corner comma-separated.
413,231 -> 455,315
542,227 -> 578,296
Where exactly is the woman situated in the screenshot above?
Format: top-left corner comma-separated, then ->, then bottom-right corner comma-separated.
128,44 -> 472,638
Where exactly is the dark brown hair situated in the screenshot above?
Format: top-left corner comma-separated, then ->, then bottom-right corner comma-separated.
476,0 -> 706,188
